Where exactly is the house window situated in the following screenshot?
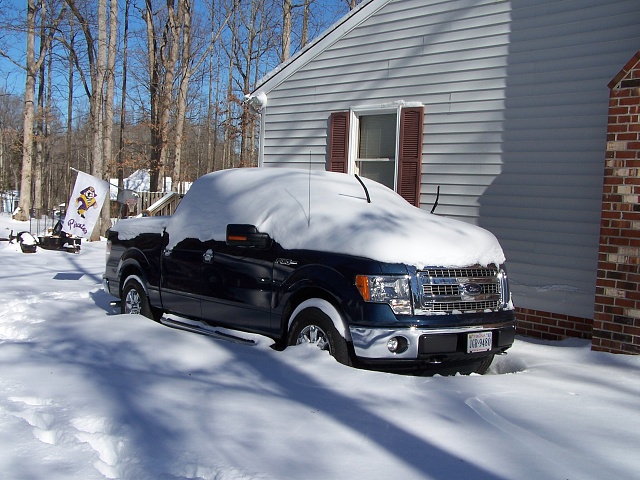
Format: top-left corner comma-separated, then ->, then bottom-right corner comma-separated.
328,106 -> 424,207
355,113 -> 397,190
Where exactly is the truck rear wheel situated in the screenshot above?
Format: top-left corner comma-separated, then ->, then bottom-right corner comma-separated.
288,307 -> 352,366
121,277 -> 162,322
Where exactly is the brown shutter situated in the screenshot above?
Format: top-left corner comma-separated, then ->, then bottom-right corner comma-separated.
328,111 -> 349,173
398,106 -> 424,207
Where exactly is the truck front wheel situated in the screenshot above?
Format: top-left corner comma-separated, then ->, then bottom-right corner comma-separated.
288,307 -> 352,366
121,277 -> 162,322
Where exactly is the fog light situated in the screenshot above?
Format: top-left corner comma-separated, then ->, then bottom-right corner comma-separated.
387,336 -> 408,354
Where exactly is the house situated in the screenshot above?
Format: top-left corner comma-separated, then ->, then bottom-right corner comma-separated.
248,0 -> 640,354
0,190 -> 18,214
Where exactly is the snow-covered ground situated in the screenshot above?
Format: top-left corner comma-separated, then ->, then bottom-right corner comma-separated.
1,213 -> 639,480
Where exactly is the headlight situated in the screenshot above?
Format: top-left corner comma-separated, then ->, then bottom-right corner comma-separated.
355,275 -> 412,315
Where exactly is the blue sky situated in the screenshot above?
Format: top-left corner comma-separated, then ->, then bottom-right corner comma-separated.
0,0 -> 355,98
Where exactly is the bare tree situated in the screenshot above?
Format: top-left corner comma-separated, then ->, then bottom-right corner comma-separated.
99,0 -> 118,237
34,5 -> 48,218
301,0 -> 310,48
282,0 -> 292,61
117,0 -> 131,190
143,0 -> 183,192
66,0 -> 118,238
0,92 -> 22,195
172,0 -> 231,191
10,1 -> 37,221
64,11 -> 75,203
9,0 -> 65,221
1,0 -> 352,217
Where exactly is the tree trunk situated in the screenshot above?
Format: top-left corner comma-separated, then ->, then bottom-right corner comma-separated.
145,0 -> 182,192
34,5 -> 46,219
143,0 -> 161,191
15,0 -> 39,221
117,0 -> 130,190
87,0 -> 107,241
302,0 -> 310,47
282,0 -> 292,62
66,12 -> 75,204
173,0 -> 192,192
97,0 -> 118,238
206,23 -> 214,174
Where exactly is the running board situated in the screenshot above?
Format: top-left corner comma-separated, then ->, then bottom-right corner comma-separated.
160,317 -> 256,345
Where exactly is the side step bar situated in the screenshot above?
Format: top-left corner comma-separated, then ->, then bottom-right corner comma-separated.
160,316 -> 256,346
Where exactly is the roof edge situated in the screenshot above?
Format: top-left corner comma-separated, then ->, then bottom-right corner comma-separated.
608,50 -> 640,90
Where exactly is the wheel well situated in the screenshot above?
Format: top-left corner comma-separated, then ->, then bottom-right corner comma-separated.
119,265 -> 145,297
284,290 -> 351,342
282,288 -> 333,324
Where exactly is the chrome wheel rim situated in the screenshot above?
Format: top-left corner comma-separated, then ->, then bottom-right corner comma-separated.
296,325 -> 330,351
124,288 -> 142,315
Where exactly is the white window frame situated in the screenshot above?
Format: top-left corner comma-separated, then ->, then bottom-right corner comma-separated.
348,104 -> 404,191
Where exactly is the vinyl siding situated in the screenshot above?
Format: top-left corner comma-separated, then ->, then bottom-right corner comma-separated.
256,0 -> 640,318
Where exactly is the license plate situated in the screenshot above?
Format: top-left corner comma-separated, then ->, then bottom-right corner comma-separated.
467,331 -> 492,353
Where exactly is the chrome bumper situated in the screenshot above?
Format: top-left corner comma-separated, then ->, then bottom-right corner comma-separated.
349,325 -> 494,360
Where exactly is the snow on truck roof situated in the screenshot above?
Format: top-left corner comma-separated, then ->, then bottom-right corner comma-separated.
113,168 -> 505,268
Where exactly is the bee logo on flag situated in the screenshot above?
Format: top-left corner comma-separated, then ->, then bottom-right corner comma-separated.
76,186 -> 98,218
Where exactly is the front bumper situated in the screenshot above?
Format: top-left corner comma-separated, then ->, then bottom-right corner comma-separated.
349,322 -> 515,361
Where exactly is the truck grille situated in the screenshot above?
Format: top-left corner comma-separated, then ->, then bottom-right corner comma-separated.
418,266 -> 505,313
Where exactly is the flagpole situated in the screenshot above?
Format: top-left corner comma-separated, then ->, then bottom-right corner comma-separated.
70,166 -> 122,191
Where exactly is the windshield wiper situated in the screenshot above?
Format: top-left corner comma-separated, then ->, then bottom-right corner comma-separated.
431,186 -> 440,214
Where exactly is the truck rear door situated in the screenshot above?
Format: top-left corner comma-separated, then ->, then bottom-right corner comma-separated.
160,236 -> 204,318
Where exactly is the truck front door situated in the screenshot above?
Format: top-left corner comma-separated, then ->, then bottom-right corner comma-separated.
199,240 -> 274,335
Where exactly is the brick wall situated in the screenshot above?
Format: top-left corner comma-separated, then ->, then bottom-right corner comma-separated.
516,308 -> 592,340
593,51 -> 640,355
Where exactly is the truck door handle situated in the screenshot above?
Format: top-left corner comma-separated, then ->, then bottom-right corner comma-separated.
203,249 -> 214,263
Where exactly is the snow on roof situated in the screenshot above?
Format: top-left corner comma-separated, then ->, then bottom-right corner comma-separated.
162,168 -> 505,268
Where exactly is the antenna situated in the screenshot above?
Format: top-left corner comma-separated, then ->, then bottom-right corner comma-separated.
308,151 -> 312,226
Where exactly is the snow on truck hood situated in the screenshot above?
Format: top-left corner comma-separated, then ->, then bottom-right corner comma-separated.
114,168 -> 506,268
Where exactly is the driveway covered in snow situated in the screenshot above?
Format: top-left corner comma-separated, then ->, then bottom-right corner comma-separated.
1,215 -> 639,480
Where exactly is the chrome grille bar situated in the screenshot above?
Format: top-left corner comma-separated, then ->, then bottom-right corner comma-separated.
418,266 -> 504,314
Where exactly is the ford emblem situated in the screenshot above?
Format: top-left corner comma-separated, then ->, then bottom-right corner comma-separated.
462,283 -> 483,296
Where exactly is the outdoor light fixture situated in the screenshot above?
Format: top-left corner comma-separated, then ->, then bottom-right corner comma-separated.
244,92 -> 267,113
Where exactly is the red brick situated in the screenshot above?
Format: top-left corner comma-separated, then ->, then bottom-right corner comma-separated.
610,107 -> 630,115
619,133 -> 638,141
623,326 -> 640,336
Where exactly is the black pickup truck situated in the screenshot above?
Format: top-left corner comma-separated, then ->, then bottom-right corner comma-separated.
103,168 -> 515,375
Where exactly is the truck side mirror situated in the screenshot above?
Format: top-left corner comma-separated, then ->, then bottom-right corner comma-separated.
226,224 -> 272,249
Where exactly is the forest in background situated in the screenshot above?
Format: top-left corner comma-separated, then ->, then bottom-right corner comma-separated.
0,0 -> 360,234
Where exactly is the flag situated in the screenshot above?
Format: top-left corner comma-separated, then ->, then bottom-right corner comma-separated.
63,171 -> 110,238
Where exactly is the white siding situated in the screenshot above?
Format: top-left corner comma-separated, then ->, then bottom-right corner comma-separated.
256,0 -> 640,319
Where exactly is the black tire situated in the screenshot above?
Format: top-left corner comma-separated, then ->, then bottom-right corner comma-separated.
474,354 -> 495,375
287,307 -> 352,366
121,277 -> 162,322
